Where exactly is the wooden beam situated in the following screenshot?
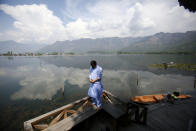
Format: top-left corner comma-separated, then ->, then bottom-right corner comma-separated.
103,90 -> 116,99
33,124 -> 48,130
49,111 -> 65,126
77,100 -> 89,112
25,96 -> 90,125
67,109 -> 77,114
105,95 -> 113,104
64,111 -> 68,119
86,100 -> 92,107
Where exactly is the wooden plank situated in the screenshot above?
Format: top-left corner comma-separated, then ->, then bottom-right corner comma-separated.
43,107 -> 100,131
49,111 -> 65,126
24,122 -> 33,131
102,103 -> 126,119
26,96 -> 90,125
33,124 -> 48,130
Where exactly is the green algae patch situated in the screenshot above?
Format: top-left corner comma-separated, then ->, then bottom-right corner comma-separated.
150,63 -> 196,71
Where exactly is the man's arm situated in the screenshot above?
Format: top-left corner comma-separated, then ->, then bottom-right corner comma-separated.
89,68 -> 101,83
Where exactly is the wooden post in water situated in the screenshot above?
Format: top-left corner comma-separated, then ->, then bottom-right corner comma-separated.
194,75 -> 196,89
137,73 -> 142,88
163,63 -> 168,70
62,85 -> 64,96
137,73 -> 139,87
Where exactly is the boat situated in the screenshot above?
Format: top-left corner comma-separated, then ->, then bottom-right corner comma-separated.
132,94 -> 165,103
131,93 -> 191,103
24,90 -> 133,131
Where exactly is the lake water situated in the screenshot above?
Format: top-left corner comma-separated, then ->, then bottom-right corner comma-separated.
0,54 -> 195,130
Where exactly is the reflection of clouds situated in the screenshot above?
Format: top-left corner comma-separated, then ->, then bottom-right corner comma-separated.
0,70 -> 5,76
137,71 -> 194,95
0,65 -> 194,100
10,65 -> 89,100
103,70 -> 137,98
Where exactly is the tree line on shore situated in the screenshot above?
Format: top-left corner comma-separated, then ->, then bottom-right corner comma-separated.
0,51 -> 75,56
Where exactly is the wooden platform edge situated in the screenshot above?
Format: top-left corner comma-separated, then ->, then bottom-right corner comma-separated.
103,90 -> 126,104
24,121 -> 33,131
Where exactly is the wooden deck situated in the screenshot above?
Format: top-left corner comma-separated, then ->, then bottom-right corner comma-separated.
24,90 -> 196,131
120,90 -> 196,131
70,91 -> 196,131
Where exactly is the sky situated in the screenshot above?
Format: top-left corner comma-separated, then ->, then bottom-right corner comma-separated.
0,0 -> 196,45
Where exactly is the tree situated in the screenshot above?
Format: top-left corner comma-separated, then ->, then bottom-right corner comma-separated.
178,0 -> 196,12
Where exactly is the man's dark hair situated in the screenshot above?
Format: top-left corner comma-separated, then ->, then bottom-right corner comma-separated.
90,60 -> 97,69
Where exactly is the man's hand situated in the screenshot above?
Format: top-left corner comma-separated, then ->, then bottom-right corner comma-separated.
89,78 -> 99,83
89,78 -> 94,83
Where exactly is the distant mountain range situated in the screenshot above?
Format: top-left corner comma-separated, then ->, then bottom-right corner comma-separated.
39,31 -> 196,53
120,31 -> 196,52
0,41 -> 45,53
0,31 -> 196,53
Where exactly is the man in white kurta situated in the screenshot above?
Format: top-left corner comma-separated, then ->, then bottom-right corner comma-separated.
88,60 -> 103,108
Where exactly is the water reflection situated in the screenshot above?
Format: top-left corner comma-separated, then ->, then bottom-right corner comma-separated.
0,64 -> 194,100
103,70 -> 194,99
0,55 -> 195,131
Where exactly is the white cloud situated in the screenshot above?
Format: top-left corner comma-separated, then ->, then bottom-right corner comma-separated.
130,0 -> 196,34
0,4 -> 67,44
63,0 -> 196,38
0,0 -> 196,44
65,19 -> 91,39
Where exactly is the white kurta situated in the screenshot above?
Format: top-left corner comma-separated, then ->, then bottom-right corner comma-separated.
88,65 -> 103,107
